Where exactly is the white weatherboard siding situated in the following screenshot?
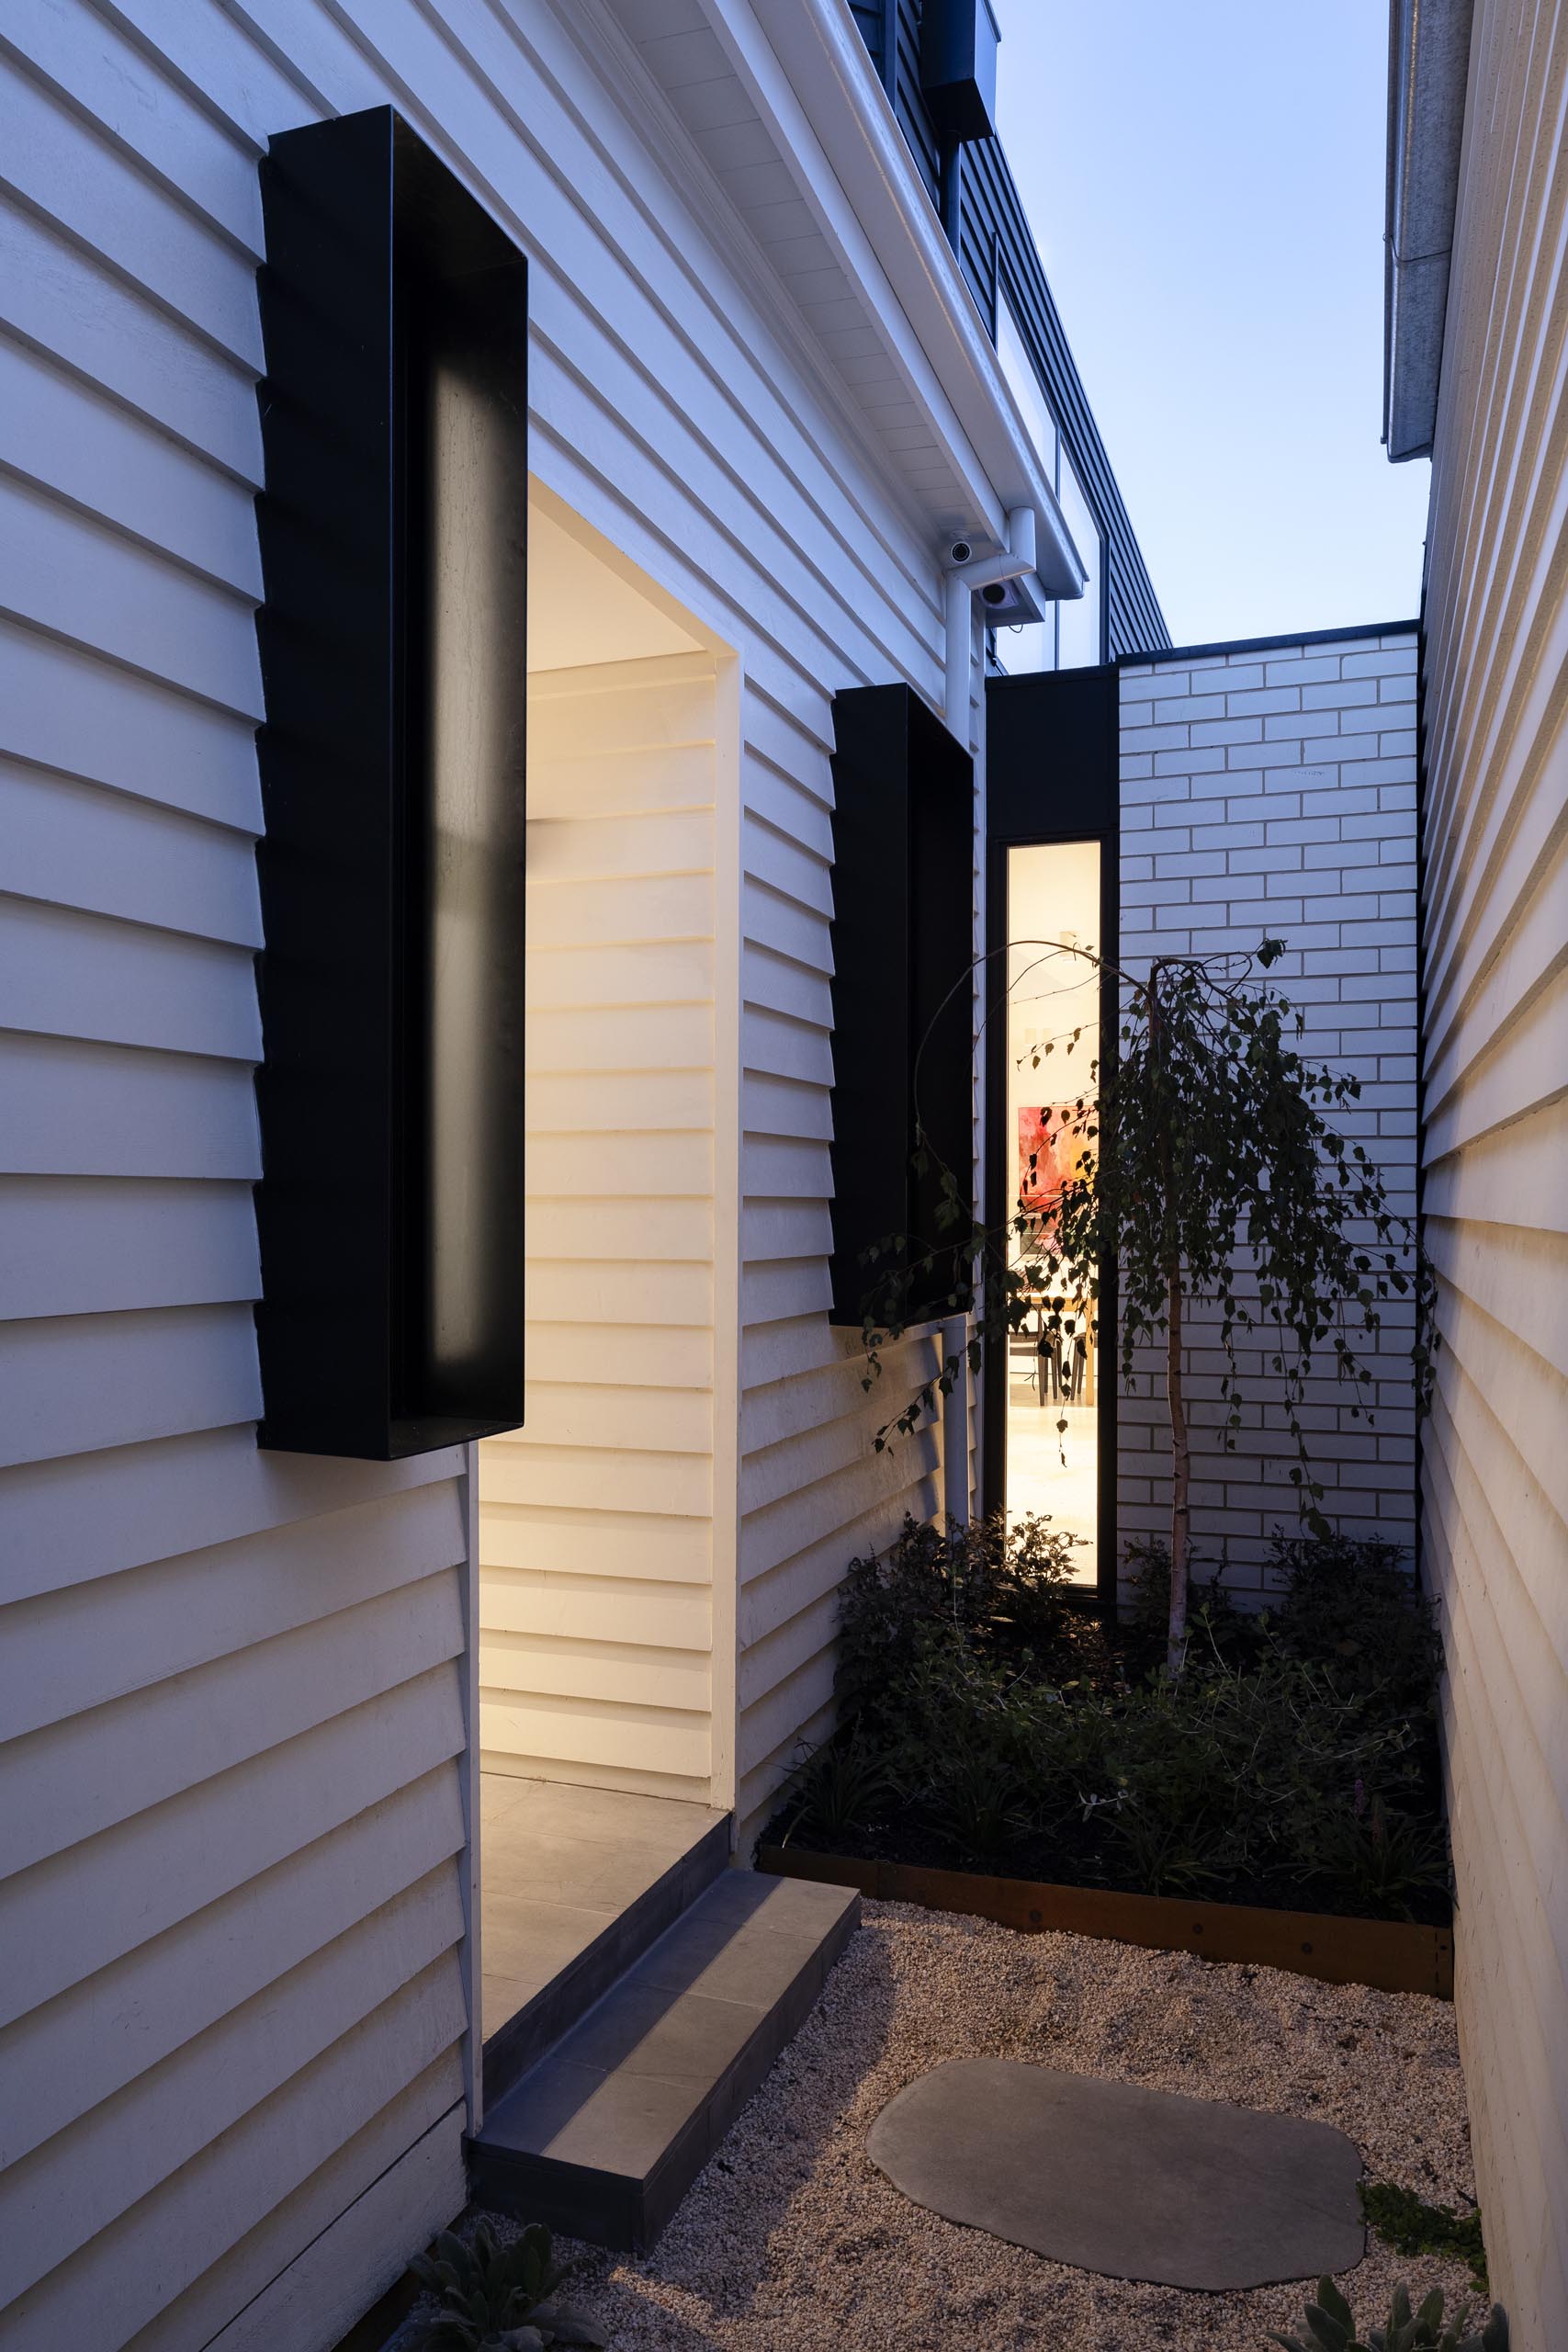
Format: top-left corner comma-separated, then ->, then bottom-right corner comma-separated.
480,653 -> 723,1804
1117,632 -> 1421,1601
0,1 -> 958,2341
1418,2 -> 1568,2340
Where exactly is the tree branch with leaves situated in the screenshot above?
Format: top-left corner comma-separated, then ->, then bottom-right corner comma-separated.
857,935 -> 1435,1677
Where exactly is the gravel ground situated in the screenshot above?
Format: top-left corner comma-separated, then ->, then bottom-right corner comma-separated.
484,1900 -> 1479,2351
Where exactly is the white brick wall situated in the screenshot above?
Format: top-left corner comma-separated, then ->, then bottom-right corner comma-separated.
1116,628 -> 1420,1602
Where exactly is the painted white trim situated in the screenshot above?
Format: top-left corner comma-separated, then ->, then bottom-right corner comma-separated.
710,650 -> 745,1824
720,0 -> 1083,585
457,1443 -> 482,2136
558,0 -> 941,605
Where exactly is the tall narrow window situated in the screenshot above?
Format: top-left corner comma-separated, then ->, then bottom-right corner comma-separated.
1001,841 -> 1102,1581
1056,447 -> 1105,669
987,666 -> 1117,1602
994,287 -> 1058,674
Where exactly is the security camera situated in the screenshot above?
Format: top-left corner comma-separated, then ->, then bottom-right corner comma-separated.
949,537 -> 974,565
981,581 -> 1009,606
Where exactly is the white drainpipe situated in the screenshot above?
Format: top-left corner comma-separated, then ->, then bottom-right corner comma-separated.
939,504 -> 1040,1525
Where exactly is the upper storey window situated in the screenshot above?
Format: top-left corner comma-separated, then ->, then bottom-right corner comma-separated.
998,286 -> 1060,496
995,283 -> 1104,673
1057,447 -> 1105,669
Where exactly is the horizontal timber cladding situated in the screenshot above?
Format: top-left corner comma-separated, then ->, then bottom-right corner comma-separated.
1415,0 -> 1568,2340
479,655 -> 720,1806
254,108 -> 528,1459
861,1 -> 1168,658
734,675 -> 955,1849
0,0 -> 958,2343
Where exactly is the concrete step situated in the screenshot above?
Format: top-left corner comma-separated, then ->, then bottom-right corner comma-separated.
481,1785 -> 732,2110
469,1868 -> 859,2251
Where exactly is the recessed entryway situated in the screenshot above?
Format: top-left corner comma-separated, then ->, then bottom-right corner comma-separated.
479,1775 -> 729,2104
467,497 -> 863,2248
472,490 -> 741,2150
476,488 -> 729,1823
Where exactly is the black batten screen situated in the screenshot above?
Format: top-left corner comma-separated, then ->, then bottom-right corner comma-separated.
253,108 -> 527,1458
828,685 -> 975,1324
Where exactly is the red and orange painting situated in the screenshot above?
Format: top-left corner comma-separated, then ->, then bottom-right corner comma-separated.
1017,1106 -> 1091,1217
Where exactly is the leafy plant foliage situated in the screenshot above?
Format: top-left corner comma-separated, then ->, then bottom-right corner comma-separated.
857,937 -> 1435,1674
410,2220 -> 608,2351
767,1515 -> 1450,1921
1269,2272 -> 1506,2352
1360,2183 -> 1490,2297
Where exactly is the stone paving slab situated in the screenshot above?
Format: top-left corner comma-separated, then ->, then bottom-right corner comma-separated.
867,2057 -> 1366,2290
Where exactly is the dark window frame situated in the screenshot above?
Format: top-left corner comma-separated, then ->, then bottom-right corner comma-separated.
827,684 -> 976,1330
985,665 -> 1120,1611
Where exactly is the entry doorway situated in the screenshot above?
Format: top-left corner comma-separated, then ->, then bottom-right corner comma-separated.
473,487 -> 738,2087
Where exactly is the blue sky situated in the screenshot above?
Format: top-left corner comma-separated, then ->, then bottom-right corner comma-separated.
992,0 -> 1433,648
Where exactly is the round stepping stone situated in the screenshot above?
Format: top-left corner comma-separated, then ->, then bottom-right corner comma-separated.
867,2059 -> 1365,2290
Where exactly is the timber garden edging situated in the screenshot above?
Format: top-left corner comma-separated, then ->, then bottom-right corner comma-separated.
757,1847 -> 1454,1999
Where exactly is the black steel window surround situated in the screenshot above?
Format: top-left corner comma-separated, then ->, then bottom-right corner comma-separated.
985,663 -> 1121,1605
827,685 -> 975,1327
253,107 -> 528,1459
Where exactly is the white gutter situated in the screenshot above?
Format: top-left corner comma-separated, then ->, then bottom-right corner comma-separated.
697,0 -> 1087,595
1384,0 -> 1474,460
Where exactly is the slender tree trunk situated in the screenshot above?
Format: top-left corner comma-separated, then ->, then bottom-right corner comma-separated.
1147,960 -> 1191,1678
1166,1263 -> 1190,1677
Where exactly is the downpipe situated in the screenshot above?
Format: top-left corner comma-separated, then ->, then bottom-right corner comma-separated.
939,506 -> 1039,1525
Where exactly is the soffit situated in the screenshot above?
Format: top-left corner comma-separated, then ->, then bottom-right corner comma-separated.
601,0 -> 1004,548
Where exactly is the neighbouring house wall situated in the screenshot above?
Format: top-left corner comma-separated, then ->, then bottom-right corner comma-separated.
479,652 -> 722,1805
0,2 -> 964,2338
1116,628 -> 1421,1601
1417,3 -> 1568,2339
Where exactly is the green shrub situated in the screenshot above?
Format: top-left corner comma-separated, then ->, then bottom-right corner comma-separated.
1267,1532 -> 1441,1711
875,1629 -> 1065,1865
410,2219 -> 607,2351
786,1515 -> 1450,1914
773,1728 -> 898,1847
836,1511 -> 1084,1724
1061,1644 -> 1443,1908
1269,2274 -> 1506,2351
1123,1536 -> 1248,1660
1304,1796 -> 1452,1918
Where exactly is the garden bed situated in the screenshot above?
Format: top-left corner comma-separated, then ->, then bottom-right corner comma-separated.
758,1847 -> 1453,1996
761,1516 -> 1454,1952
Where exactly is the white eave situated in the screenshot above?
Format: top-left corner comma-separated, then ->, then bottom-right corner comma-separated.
604,0 -> 1086,594
1384,0 -> 1475,461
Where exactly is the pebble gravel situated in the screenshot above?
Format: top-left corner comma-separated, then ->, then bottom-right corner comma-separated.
498,1899 -> 1479,2350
